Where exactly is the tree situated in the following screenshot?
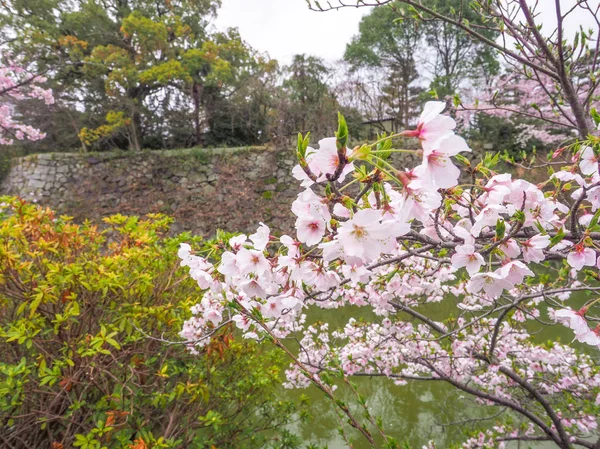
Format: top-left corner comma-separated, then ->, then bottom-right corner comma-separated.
275,54 -> 362,142
80,5 -> 231,151
1,0 -> 282,151
419,0 -> 499,97
345,1 -> 498,104
282,55 -> 337,136
344,4 -> 423,128
177,103 -> 600,448
202,54 -> 279,147
461,68 -> 599,148
308,0 -> 599,140
0,54 -> 54,145
1,0 -> 222,151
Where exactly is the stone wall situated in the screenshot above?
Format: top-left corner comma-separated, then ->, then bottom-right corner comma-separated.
0,147 -> 301,236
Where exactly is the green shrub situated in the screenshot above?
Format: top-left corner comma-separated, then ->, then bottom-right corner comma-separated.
0,198 -> 301,449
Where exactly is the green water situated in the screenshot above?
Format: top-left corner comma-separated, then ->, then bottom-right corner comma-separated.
279,289 -> 592,449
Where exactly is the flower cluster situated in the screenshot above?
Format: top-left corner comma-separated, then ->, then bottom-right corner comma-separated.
0,54 -> 54,145
179,102 -> 600,447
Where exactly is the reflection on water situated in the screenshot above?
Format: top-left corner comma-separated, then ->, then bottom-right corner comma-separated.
285,372 -> 488,448
280,286 -> 591,448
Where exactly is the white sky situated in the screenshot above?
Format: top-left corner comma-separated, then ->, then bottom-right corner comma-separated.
212,0 -> 599,65
212,0 -> 372,64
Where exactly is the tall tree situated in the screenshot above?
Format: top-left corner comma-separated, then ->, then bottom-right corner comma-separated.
344,1 -> 498,129
0,0 -> 221,151
309,0 -> 599,140
280,54 -> 340,138
185,29 -> 261,146
202,53 -> 280,147
420,0 -> 499,97
345,4 -> 422,128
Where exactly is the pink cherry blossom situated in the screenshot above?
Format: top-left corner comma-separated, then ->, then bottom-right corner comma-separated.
466,270 -> 514,297
413,134 -> 471,189
280,235 -> 301,258
311,137 -> 354,182
0,56 -> 54,145
229,234 -> 247,251
575,330 -> 600,345
566,244 -> 597,270
241,278 -> 269,299
295,215 -> 326,247
236,248 -> 270,275
498,239 -> 520,258
553,308 -> 590,336
337,209 -> 407,262
405,101 -> 456,149
451,244 -> 485,275
521,235 -> 551,263
292,188 -> 331,223
204,308 -> 223,326
218,251 -> 241,276
232,314 -> 251,331
178,243 -> 193,265
341,264 -> 372,284
500,261 -> 534,284
579,146 -> 599,176
249,223 -> 270,251
470,205 -> 507,236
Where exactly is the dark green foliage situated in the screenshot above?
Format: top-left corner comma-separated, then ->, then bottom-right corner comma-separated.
467,113 -> 547,160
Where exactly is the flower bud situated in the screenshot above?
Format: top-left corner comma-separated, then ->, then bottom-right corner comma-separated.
552,146 -> 566,159
336,112 -> 348,150
349,144 -> 370,161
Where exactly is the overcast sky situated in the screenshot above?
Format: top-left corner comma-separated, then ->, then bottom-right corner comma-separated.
212,0 -> 599,65
212,0 -> 372,64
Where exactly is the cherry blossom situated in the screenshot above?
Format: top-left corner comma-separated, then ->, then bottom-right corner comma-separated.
0,54 -> 54,145
553,308 -> 590,336
579,146 -> 599,176
451,244 -> 485,275
521,235 -> 551,263
500,261 -> 534,284
249,222 -> 270,251
567,244 -> 597,270
466,270 -> 513,297
414,134 -> 471,189
295,215 -> 326,246
310,137 -> 354,182
176,102 -> 600,448
336,209 -> 407,262
405,101 -> 456,149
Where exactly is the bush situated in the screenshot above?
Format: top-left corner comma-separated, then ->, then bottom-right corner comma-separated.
0,198 -> 301,449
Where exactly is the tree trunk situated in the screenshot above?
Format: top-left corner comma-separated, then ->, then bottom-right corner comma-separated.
130,108 -> 142,152
192,82 -> 204,146
126,89 -> 144,151
559,74 -> 592,139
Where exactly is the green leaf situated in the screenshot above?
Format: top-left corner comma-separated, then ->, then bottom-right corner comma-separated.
591,108 -> 600,126
336,112 -> 348,150
495,219 -> 506,239
549,228 -> 565,248
29,293 -> 43,318
588,208 -> 600,229
105,338 -> 121,350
